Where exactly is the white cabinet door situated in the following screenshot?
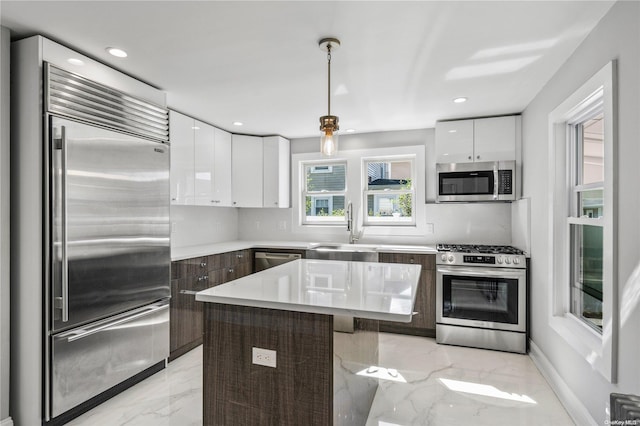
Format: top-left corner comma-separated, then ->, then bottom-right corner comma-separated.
213,128 -> 232,206
473,116 -> 516,162
193,120 -> 216,206
263,136 -> 290,208
169,110 -> 195,205
232,135 -> 263,207
435,120 -> 474,163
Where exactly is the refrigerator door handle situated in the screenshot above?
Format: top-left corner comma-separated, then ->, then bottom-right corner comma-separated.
62,302 -> 168,343
56,125 -> 70,323
61,126 -> 69,322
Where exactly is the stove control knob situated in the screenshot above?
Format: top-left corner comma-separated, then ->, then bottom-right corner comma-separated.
505,257 -> 512,264
448,255 -> 454,263
513,257 -> 520,265
440,254 -> 447,262
497,256 -> 503,264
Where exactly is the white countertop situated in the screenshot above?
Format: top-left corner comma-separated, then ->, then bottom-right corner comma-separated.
196,259 -> 422,322
172,240 -> 437,261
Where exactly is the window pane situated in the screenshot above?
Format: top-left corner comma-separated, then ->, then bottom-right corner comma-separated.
305,164 -> 345,192
366,193 -> 412,218
366,161 -> 412,190
570,224 -> 603,331
581,113 -> 604,185
578,189 -> 603,218
304,195 -> 345,220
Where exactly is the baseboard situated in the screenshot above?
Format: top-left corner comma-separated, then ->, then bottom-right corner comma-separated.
529,339 -> 598,426
1,417 -> 14,426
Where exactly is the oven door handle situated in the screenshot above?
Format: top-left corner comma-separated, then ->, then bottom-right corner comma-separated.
436,265 -> 525,279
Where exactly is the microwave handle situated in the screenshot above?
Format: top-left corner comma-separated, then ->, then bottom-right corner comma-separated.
493,164 -> 499,200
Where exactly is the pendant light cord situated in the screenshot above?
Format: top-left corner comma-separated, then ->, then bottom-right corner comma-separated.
327,44 -> 332,116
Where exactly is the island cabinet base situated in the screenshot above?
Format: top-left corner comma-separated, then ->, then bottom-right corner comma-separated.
203,304 -> 379,426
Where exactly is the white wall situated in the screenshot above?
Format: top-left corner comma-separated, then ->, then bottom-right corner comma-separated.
238,128 -> 513,246
522,1 -> 639,424
0,25 -> 12,426
170,206 -> 238,249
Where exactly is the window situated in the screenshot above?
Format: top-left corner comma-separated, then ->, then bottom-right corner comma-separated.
568,112 -> 604,331
302,162 -> 346,224
363,158 -> 415,225
548,61 -> 616,382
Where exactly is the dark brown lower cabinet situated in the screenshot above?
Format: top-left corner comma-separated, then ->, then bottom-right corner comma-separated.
378,252 -> 436,337
169,249 -> 252,361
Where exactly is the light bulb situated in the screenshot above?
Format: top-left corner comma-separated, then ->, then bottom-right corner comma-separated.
321,130 -> 338,156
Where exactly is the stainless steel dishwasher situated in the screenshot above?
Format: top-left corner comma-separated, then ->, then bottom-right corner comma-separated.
254,252 -> 302,272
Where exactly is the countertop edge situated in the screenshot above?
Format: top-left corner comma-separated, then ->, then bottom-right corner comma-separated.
172,240 -> 437,261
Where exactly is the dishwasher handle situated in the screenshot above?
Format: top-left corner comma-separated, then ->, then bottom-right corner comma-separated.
255,252 -> 301,260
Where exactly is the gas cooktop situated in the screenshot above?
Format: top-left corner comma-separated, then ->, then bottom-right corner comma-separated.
436,243 -> 525,255
436,243 -> 527,268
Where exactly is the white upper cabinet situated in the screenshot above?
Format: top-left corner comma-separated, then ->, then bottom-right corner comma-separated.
473,116 -> 517,162
263,136 -> 290,208
193,122 -> 232,206
193,120 -> 215,205
435,115 -> 519,163
232,135 -> 264,207
212,128 -> 232,206
170,111 -> 232,207
169,110 -> 195,204
434,120 -> 474,163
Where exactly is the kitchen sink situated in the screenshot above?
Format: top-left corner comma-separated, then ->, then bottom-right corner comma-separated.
305,243 -> 379,263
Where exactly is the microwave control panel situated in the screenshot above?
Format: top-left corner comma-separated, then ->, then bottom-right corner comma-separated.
498,170 -> 513,194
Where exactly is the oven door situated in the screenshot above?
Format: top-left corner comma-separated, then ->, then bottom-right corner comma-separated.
436,265 -> 526,332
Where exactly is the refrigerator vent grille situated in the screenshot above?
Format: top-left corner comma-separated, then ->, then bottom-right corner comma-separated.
45,63 -> 169,142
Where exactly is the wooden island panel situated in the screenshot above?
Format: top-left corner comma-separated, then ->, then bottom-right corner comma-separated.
203,303 -> 333,426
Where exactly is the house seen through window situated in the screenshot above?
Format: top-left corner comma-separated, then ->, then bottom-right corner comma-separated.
302,162 -> 346,223
364,158 -> 415,224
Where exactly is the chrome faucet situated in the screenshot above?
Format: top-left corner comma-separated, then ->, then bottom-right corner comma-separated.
346,202 -> 361,244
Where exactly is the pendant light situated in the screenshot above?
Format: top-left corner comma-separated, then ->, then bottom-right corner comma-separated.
318,37 -> 340,156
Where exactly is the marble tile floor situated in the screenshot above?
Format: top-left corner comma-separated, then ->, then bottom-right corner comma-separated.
67,333 -> 574,426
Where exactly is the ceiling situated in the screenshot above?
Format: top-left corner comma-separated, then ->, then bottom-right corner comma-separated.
1,1 -> 614,139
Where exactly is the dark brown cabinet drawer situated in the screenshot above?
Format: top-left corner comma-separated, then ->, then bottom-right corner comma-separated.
378,252 -> 436,336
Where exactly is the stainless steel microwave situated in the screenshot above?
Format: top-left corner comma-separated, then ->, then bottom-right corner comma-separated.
436,160 -> 517,202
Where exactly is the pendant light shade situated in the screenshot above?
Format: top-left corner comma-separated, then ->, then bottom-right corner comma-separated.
318,38 -> 340,156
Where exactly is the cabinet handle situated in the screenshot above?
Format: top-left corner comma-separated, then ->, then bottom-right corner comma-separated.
171,197 -> 177,201
412,311 -> 419,315
468,155 -> 472,160
211,200 -> 220,203
197,275 -> 208,282
180,290 -> 199,295
228,268 -> 234,273
236,253 -> 244,259
274,202 -> 278,205
409,258 -> 415,264
477,155 -> 480,160
233,201 -> 237,205
200,262 -> 207,268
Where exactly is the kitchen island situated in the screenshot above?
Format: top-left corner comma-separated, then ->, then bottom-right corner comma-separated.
196,259 -> 421,426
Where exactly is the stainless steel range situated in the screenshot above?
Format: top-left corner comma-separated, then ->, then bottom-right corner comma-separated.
436,244 -> 527,354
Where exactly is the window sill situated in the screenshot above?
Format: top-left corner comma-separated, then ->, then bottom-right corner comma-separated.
548,312 -> 614,382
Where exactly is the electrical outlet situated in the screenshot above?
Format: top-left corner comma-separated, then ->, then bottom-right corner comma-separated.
252,347 -> 276,368
255,221 -> 261,230
426,223 -> 434,234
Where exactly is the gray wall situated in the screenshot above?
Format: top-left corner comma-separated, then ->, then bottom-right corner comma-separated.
1,25 -> 11,426
522,1 -> 640,424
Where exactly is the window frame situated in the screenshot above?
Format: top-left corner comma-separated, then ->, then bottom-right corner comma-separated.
567,109 -> 604,332
300,160 -> 347,225
362,156 -> 416,226
547,60 -> 617,382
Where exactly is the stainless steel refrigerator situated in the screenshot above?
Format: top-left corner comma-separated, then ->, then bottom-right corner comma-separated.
42,63 -> 170,422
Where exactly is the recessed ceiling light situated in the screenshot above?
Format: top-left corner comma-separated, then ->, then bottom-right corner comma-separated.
233,121 -> 243,126
345,129 -> 355,133
192,126 -> 200,130
67,58 -> 84,66
106,47 -> 128,58
453,97 -> 468,103
448,130 -> 457,133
